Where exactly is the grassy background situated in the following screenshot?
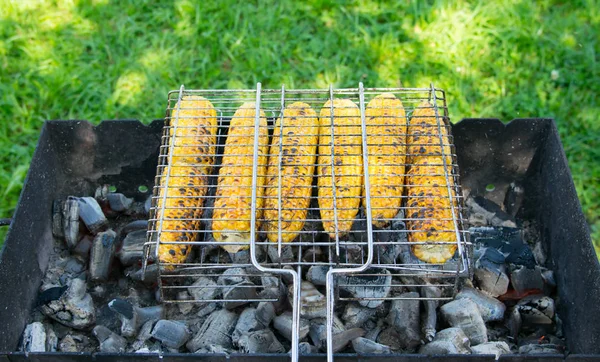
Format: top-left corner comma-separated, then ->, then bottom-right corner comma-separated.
0,0 -> 598,254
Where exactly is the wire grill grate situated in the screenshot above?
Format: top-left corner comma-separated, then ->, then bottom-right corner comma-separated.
143,83 -> 470,361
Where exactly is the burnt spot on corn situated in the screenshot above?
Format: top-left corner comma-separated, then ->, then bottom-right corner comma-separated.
318,99 -> 363,236
264,102 -> 319,243
157,96 -> 217,266
212,102 -> 269,253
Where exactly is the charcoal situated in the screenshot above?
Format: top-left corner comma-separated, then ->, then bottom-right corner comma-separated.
126,264 -> 158,284
267,244 -> 295,264
64,258 -> 85,275
506,307 -> 522,339
62,198 -> 80,248
421,285 -> 442,341
302,246 -> 324,263
45,324 -> 58,352
309,317 -> 364,352
238,329 -> 286,354
131,320 -> 155,351
135,345 -> 161,354
466,196 -> 516,228
40,279 -> 95,330
376,327 -> 400,350
309,317 -> 341,350
541,269 -> 556,288
419,341 -> 467,355
119,219 -> 149,235
364,320 -> 384,342
93,325 -> 126,353
342,303 -> 376,329
118,229 -> 148,266
144,196 -> 152,214
273,312 -> 310,341
176,291 -> 193,315
52,200 -> 64,239
196,303 -> 218,318
108,298 -> 164,337
36,286 -> 67,308
58,335 -> 78,352
218,268 -> 257,309
306,265 -> 328,286
255,302 -> 276,326
188,276 -> 221,304
387,292 -> 420,350
471,341 -> 511,358
341,244 -> 365,265
281,265 -> 295,285
510,265 -> 545,294
151,320 -> 191,349
232,308 -> 265,345
186,309 -> 238,352
298,341 -> 318,354
296,281 -> 326,319
95,185 -> 110,202
504,181 -> 525,217
518,343 -> 562,354
22,322 -> 46,352
441,298 -> 488,345
260,274 -> 280,298
222,281 -> 257,309
352,337 -> 392,354
76,196 -> 108,234
471,226 -> 535,268
72,236 -> 92,259
89,229 -> 117,281
455,287 -> 506,322
474,248 -> 509,297
107,193 -> 133,212
420,327 -> 470,355
517,295 -> 555,326
338,269 -> 391,308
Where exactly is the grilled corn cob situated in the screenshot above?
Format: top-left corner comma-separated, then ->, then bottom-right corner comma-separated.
318,99 -> 363,237
406,154 -> 458,264
264,102 -> 319,243
363,93 -> 406,228
157,96 -> 217,265
212,102 -> 269,253
407,101 -> 452,164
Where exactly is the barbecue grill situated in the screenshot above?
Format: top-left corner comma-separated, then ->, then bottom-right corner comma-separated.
143,83 -> 470,361
0,86 -> 599,361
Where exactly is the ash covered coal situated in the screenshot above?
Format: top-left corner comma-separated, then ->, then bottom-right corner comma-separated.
20,185 -> 565,357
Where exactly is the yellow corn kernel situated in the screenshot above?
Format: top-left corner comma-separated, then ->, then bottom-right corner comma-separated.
406,156 -> 458,264
157,96 -> 217,265
318,99 -> 363,238
407,101 -> 452,164
212,102 -> 269,253
264,102 -> 319,243
362,93 -> 406,228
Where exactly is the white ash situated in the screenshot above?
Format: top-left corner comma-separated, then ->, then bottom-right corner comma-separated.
21,322 -> 46,352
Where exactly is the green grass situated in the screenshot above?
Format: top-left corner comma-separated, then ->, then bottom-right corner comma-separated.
1,0 -> 599,253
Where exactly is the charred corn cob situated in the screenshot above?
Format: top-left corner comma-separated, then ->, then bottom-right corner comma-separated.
318,99 -> 363,237
264,102 -> 319,243
157,96 -> 217,265
406,154 -> 458,264
212,102 -> 269,253
407,101 -> 452,164
362,93 -> 406,228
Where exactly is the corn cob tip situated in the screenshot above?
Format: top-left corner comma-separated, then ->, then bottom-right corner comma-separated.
215,231 -> 251,254
412,244 -> 457,264
321,98 -> 357,110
